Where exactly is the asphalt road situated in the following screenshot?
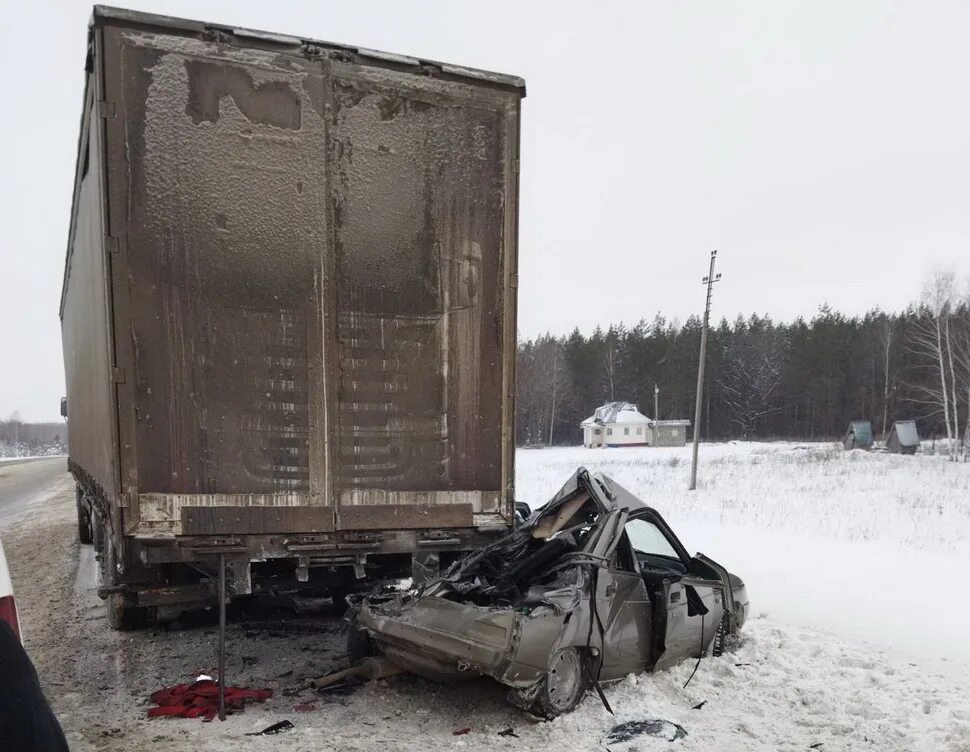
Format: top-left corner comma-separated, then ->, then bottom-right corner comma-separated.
0,457 -> 71,531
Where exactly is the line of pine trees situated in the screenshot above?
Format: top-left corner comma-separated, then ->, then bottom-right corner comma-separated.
517,278 -> 970,455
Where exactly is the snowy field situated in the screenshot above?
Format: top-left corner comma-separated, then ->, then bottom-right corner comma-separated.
518,442 -> 970,664
4,443 -> 969,751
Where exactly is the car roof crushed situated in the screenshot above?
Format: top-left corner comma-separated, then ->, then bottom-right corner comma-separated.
411,468 -> 644,615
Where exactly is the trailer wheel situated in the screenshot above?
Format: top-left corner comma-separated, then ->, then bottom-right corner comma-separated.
325,587 -> 351,617
76,486 -> 93,545
106,593 -> 158,631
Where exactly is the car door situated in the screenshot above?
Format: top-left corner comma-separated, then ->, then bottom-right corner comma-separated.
624,511 -> 725,672
653,575 -> 724,671
594,556 -> 653,681
583,512 -> 653,681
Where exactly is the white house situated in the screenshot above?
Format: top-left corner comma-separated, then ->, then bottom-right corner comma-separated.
581,402 -> 651,447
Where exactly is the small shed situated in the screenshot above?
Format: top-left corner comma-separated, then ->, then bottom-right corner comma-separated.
843,420 -> 873,450
650,419 -> 691,447
886,420 -> 919,455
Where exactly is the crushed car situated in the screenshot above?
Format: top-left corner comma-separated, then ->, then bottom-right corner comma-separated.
350,468 -> 749,717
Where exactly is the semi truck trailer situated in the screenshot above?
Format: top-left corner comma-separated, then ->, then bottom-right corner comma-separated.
60,6 -> 523,629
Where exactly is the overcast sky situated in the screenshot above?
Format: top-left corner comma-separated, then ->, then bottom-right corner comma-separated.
3,1 -> 970,422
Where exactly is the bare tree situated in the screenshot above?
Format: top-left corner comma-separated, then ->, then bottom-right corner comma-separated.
515,336 -> 574,446
514,339 -> 544,445
548,343 -> 559,446
954,277 -> 970,460
908,270 -> 959,460
877,315 -> 896,439
540,337 -> 572,445
9,410 -> 21,454
602,336 -> 616,403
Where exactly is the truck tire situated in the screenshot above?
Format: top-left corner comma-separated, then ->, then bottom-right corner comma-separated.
325,588 -> 350,617
106,593 -> 158,631
76,487 -> 93,545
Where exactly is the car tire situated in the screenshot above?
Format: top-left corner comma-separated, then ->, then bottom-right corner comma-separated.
76,487 -> 93,545
534,647 -> 588,718
106,593 -> 158,631
346,620 -> 375,663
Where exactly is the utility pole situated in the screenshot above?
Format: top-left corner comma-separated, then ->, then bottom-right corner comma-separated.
689,250 -> 721,491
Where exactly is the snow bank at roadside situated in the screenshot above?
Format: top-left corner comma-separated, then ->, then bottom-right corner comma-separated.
0,454 -> 67,464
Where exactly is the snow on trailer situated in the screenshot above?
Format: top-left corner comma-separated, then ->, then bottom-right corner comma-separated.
60,6 -> 524,630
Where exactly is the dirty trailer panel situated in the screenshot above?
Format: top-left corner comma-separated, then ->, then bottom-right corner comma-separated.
61,6 -> 523,616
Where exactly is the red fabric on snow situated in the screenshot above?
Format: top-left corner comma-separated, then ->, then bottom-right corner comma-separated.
148,679 -> 273,721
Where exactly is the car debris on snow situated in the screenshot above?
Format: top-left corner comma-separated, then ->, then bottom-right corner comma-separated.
604,718 -> 688,748
244,720 -> 294,736
351,467 -> 749,717
308,656 -> 400,690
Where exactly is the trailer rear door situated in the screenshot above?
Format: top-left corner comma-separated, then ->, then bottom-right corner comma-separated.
96,20 -> 518,538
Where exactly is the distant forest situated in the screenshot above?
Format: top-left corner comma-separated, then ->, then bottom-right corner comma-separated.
516,273 -> 970,452
0,417 -> 66,457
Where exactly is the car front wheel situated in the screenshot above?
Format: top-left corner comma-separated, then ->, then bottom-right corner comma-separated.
535,647 -> 589,718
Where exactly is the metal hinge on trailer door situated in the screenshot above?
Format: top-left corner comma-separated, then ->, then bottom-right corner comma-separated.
97,100 -> 116,119
111,368 -> 126,384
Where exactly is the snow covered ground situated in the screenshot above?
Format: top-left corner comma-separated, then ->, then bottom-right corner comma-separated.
0,453 -> 67,464
518,442 -> 970,665
4,443 -> 969,751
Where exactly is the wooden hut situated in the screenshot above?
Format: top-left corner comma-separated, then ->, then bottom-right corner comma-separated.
886,420 -> 919,455
843,420 -> 873,450
650,419 -> 691,447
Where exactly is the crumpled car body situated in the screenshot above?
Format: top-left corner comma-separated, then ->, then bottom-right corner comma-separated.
354,468 -> 749,716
